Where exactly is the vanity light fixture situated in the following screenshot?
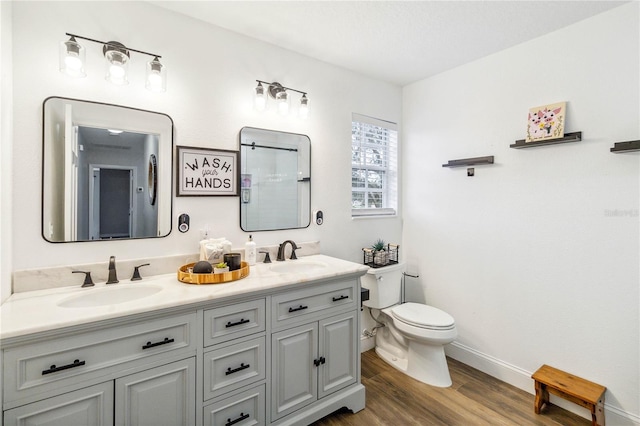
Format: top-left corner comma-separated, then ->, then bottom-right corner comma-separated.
253,80 -> 309,118
103,41 -> 130,85
146,56 -> 167,92
276,90 -> 289,115
254,82 -> 267,111
59,36 -> 86,78
59,33 -> 167,92
299,94 -> 309,119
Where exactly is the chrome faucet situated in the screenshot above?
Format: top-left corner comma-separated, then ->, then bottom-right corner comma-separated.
106,256 -> 119,284
277,240 -> 299,261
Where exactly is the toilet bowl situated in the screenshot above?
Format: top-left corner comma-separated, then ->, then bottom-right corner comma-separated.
362,263 -> 457,387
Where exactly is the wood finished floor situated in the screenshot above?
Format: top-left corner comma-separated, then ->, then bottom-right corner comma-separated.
312,350 -> 589,426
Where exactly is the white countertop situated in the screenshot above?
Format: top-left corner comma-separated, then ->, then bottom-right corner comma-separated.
0,255 -> 369,341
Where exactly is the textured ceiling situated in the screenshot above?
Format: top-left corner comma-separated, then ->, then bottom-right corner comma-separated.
152,1 -> 627,86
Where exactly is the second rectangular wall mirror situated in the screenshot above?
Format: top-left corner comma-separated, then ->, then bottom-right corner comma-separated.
239,127 -> 311,231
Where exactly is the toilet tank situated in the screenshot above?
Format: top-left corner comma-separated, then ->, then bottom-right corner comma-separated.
361,262 -> 406,309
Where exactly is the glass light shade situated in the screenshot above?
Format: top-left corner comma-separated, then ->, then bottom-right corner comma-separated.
146,57 -> 166,92
299,94 -> 309,119
59,37 -> 86,78
276,90 -> 289,116
254,83 -> 267,111
104,47 -> 129,85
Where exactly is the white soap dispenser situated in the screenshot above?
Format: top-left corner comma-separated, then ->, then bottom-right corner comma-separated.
245,235 -> 257,266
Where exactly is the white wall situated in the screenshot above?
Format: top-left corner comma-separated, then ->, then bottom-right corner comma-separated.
7,0 -> 402,293
1,1 -> 13,304
403,3 -> 639,423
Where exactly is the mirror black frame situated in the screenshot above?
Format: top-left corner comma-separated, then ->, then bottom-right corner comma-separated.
239,126 -> 311,232
41,96 -> 174,243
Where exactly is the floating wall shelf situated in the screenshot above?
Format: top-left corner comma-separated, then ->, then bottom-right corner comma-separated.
610,140 -> 640,153
510,131 -> 582,149
442,156 -> 494,168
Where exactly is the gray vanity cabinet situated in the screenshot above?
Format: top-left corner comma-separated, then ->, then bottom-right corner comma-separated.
270,281 -> 358,422
2,265 -> 367,426
2,312 -> 197,426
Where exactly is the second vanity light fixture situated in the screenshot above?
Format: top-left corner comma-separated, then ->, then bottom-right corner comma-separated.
60,33 -> 167,92
254,80 -> 309,119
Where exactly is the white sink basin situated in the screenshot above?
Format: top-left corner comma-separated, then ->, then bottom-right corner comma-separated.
58,285 -> 163,308
270,261 -> 328,274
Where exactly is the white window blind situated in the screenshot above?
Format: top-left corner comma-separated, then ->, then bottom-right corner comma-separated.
351,113 -> 398,217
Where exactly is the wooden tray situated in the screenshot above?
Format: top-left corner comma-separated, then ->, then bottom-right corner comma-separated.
178,261 -> 250,285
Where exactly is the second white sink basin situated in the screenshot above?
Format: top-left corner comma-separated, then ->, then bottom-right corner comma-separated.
270,261 -> 328,274
58,285 -> 163,308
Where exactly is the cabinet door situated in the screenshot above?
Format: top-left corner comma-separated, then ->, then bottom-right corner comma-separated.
115,358 -> 195,426
3,381 -> 113,426
271,323 -> 317,421
318,312 -> 357,398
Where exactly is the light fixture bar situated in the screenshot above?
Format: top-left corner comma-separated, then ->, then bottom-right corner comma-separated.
66,33 -> 161,59
255,80 -> 307,96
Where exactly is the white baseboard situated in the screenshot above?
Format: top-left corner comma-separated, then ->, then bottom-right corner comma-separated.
360,335 -> 375,353
446,342 -> 640,426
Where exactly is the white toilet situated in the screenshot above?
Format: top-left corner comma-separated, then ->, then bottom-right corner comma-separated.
362,262 -> 457,387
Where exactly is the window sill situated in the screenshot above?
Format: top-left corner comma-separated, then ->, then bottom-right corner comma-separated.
351,209 -> 398,220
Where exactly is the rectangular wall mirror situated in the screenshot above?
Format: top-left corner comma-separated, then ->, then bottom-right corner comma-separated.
240,127 -> 311,231
42,97 -> 173,242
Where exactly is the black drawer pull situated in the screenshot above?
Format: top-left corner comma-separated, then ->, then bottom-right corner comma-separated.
226,412 -> 249,426
288,304 -> 308,313
332,295 -> 348,302
42,359 -> 85,375
142,337 -> 174,350
225,362 -> 250,375
226,318 -> 250,328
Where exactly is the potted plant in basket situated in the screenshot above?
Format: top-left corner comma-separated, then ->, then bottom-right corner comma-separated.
213,262 -> 229,274
371,239 -> 389,266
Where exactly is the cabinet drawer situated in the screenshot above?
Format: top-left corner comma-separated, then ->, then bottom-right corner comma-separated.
271,280 -> 357,328
203,336 -> 266,401
204,299 -> 266,347
3,312 -> 196,405
203,384 -> 265,426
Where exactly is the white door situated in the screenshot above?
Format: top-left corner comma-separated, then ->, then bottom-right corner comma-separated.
89,165 -> 135,240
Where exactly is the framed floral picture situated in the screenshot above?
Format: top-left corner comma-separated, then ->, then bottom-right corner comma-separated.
526,101 -> 566,142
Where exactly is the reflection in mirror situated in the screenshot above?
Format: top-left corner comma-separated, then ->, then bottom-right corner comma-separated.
240,127 -> 311,231
42,97 -> 173,242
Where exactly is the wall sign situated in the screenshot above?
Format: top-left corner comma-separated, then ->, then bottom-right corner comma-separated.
176,146 -> 239,196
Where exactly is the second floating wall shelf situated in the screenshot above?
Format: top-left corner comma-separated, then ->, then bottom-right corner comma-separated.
610,140 -> 640,153
510,131 -> 582,149
442,156 -> 494,168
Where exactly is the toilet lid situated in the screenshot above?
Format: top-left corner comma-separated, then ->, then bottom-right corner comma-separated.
391,303 -> 455,330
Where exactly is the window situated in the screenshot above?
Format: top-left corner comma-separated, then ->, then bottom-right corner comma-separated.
351,113 -> 398,217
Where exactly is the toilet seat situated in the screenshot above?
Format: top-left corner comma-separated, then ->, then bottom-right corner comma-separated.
391,302 -> 455,331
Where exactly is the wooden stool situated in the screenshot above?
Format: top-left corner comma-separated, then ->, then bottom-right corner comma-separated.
532,364 -> 606,426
